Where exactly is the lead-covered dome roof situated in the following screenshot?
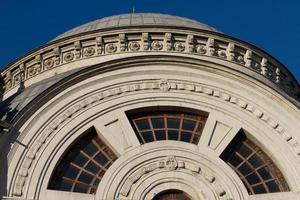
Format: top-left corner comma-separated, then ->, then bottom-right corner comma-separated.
53,13 -> 219,40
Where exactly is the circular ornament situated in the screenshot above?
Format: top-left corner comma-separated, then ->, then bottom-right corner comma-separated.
64,52 -> 74,62
151,41 -> 163,50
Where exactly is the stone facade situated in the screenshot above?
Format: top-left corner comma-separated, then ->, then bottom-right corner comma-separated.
0,13 -> 300,200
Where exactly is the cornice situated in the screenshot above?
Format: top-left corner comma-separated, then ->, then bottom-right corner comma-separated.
1,27 -> 299,101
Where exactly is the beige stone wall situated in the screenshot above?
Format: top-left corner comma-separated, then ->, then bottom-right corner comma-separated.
1,54 -> 299,199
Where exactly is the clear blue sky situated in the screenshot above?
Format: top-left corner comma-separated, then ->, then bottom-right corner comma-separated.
1,0 -> 300,82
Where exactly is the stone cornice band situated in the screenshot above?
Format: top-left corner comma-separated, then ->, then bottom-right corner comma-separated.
1,28 -> 299,100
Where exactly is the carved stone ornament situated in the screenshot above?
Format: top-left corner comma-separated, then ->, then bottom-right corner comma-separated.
44,59 -> 54,69
151,41 -> 163,50
159,79 -> 171,91
218,50 -> 227,58
237,55 -> 245,64
64,52 -> 74,62
84,47 -> 95,57
165,156 -> 178,171
128,41 -> 140,51
106,43 -> 117,53
174,42 -> 185,52
196,45 -> 206,54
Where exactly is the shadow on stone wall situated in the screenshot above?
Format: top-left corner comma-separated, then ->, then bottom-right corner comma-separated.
0,139 -> 8,198
0,82 -> 25,198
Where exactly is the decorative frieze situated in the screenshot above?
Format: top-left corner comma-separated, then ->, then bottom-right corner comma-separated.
1,30 -> 299,100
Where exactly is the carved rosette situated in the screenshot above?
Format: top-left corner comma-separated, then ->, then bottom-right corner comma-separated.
106,43 -> 117,53
128,41 -> 140,51
44,59 -> 54,69
174,42 -> 185,52
64,52 -> 74,62
165,156 -> 178,170
151,41 -> 163,51
196,45 -> 207,54
84,47 -> 96,57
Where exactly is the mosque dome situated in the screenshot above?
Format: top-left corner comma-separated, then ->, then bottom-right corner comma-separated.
53,13 -> 219,40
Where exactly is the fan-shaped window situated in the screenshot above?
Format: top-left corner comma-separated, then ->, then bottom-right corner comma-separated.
48,128 -> 117,194
130,111 -> 208,145
220,131 -> 289,194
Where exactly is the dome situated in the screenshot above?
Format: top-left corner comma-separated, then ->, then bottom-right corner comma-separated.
53,13 -> 219,40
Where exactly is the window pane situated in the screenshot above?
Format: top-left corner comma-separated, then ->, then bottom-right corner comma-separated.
83,143 -> 98,157
135,119 -> 150,130
155,130 -> 166,140
182,119 -> 196,131
74,183 -> 89,193
249,154 -> 263,168
253,184 -> 266,194
167,118 -> 180,129
181,132 -> 192,142
258,167 -> 272,180
229,153 -> 243,167
239,162 -> 252,176
65,165 -> 80,179
94,153 -> 109,166
246,173 -> 261,185
239,144 -> 252,158
152,118 -> 164,128
267,180 -> 280,192
60,180 -> 73,191
78,172 -> 94,184
168,130 -> 179,140
72,152 -> 88,167
141,131 -> 154,142
85,162 -> 100,174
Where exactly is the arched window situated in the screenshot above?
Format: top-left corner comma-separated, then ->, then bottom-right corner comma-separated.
129,110 -> 208,145
220,131 -> 289,194
48,128 -> 117,194
153,190 -> 192,200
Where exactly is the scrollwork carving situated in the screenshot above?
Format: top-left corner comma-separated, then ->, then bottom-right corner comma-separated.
206,38 -> 216,56
142,32 -> 149,50
164,33 -> 173,51
187,34 -> 195,53
53,47 -> 61,65
226,43 -> 235,61
119,33 -> 127,52
96,36 -> 103,55
74,41 -> 81,59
